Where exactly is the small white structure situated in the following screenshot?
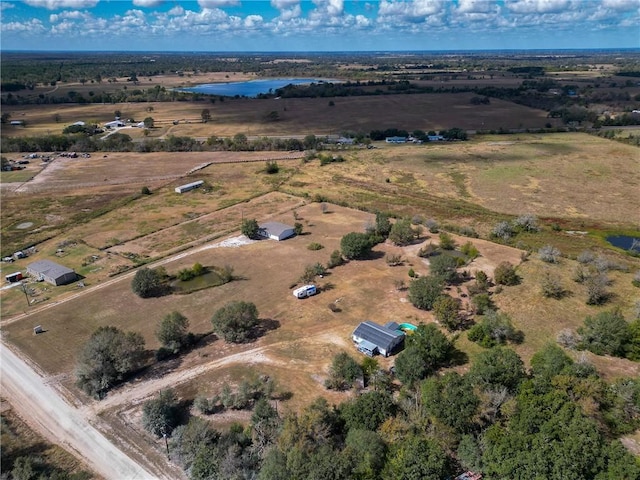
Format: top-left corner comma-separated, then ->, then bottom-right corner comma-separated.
258,222 -> 295,241
10,120 -> 24,126
175,180 -> 204,194
293,284 -> 317,299
104,120 -> 125,128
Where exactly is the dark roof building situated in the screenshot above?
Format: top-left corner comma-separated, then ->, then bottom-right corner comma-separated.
26,260 -> 77,286
352,320 -> 405,357
258,221 -> 295,241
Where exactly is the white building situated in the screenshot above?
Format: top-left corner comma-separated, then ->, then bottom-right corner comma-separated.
175,180 -> 204,194
258,222 -> 295,241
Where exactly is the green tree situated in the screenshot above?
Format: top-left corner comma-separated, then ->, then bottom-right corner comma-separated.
467,310 -> 523,347
143,116 -> 154,128
530,343 -> 574,380
383,435 -> 453,480
156,311 -> 190,354
76,326 -> 145,398
408,275 -> 444,310
343,429 -> 387,480
211,301 -> 259,343
469,347 -> 525,392
327,249 -> 344,268
201,109 -> 211,123
325,351 -> 362,390
171,416 -> 218,471
395,324 -> 454,386
388,218 -> 415,246
241,218 -> 260,239
265,160 -> 279,174
340,232 -> 375,259
433,295 -> 463,331
578,310 -> 631,357
131,267 -> 166,298
142,389 -> 180,437
341,391 -> 396,431
429,254 -> 458,283
422,372 -> 479,433
375,212 -> 392,237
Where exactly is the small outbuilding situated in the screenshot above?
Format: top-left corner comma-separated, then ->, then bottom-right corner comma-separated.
258,222 -> 295,241
26,260 -> 77,286
352,320 -> 405,357
175,180 -> 204,193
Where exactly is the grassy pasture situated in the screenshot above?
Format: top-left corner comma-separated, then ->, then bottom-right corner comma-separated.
1,92 -> 559,139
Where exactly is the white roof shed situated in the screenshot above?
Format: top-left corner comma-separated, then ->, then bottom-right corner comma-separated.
258,222 -> 295,241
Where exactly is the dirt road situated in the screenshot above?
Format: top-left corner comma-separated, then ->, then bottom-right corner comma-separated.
0,344 -> 157,480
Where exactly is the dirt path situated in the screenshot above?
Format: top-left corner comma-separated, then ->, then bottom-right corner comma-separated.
0,344 -> 158,480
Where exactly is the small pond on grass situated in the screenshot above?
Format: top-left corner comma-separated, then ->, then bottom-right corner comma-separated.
606,235 -> 640,253
172,270 -> 225,294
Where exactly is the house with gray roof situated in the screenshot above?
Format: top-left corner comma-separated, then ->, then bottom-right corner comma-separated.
26,260 -> 77,286
352,320 -> 405,357
258,222 -> 295,241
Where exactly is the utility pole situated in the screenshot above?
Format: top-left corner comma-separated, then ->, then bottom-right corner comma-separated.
21,282 -> 29,307
162,430 -> 170,461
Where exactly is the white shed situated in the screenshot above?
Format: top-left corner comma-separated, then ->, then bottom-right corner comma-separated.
258,222 -> 295,241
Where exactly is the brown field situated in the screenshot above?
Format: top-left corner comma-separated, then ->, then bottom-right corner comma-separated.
1,91 -> 560,139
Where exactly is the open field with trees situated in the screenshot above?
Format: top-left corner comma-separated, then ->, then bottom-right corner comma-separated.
2,51 -> 639,478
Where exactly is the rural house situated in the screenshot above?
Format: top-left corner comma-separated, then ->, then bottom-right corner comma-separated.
352,320 -> 405,357
26,260 -> 77,286
258,222 -> 295,241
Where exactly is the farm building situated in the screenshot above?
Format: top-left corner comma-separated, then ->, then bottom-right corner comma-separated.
385,136 -> 407,143
26,260 -> 77,286
352,321 -> 405,357
258,222 -> 295,241
175,180 -> 204,194
104,120 -> 125,128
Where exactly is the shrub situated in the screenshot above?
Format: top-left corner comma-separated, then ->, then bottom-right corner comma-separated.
475,270 -> 490,290
385,253 -> 403,266
541,270 -> 565,298
265,160 -> 279,174
408,268 -> 416,278
408,275 -> 444,310
300,262 -> 326,283
577,250 -> 596,264
156,311 -> 191,354
425,219 -> 439,233
418,242 -> 437,258
438,232 -> 455,250
492,221 -> 514,241
586,273 -> 610,305
375,212 -> 392,237
471,293 -> 493,314
294,222 -> 303,235
538,244 -> 562,263
460,241 -> 479,259
494,262 -> 519,286
389,218 -> 416,246
241,218 -> 260,239
513,214 -> 539,232
467,310 -> 523,348
307,242 -> 324,251
458,226 -> 479,238
141,186 -> 151,195
142,389 -> 180,437
327,249 -> 344,268
557,328 -> 580,349
633,271 -> 640,288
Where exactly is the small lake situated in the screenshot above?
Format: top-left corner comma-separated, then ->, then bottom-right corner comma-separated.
606,235 -> 640,252
177,77 -> 337,98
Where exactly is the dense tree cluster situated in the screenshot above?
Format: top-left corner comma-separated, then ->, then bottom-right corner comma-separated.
211,301 -> 260,343
75,326 -> 145,398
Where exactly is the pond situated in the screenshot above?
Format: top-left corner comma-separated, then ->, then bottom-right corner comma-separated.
177,77 -> 337,98
606,235 -> 640,253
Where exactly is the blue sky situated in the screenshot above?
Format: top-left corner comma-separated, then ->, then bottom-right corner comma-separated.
1,0 -> 638,51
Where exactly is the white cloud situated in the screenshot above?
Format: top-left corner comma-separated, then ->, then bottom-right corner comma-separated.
456,0 -> 495,14
49,9 -> 92,22
132,0 -> 163,7
23,0 -> 99,9
197,0 -> 239,8
378,0 -> 447,24
244,14 -> 263,27
505,0 -> 572,14
271,0 -> 298,8
168,5 -> 184,15
601,0 -> 640,11
0,2 -> 15,10
2,17 -> 46,33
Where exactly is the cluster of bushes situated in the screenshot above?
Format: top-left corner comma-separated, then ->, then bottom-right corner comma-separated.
194,376 -> 277,414
491,213 -> 540,242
